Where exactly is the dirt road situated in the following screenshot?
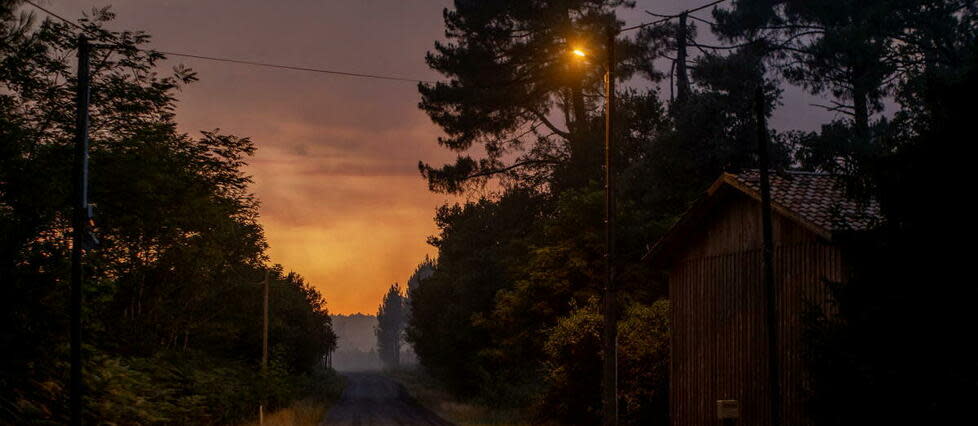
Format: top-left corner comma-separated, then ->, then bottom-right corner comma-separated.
321,372 -> 453,426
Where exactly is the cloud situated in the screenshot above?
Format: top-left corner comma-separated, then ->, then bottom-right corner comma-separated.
47,0 -> 840,314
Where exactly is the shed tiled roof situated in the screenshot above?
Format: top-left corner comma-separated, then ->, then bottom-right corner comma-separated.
645,170 -> 882,264
723,170 -> 881,234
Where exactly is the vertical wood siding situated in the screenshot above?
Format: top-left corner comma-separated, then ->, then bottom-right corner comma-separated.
669,195 -> 846,426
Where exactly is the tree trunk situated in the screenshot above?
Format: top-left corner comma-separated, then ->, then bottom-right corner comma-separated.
393,333 -> 400,369
676,13 -> 690,106
853,88 -> 869,143
570,79 -> 589,166
852,62 -> 871,147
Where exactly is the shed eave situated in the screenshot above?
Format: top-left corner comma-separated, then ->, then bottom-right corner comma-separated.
643,173 -> 836,266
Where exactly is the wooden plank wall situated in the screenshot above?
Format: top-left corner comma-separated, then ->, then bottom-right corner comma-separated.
669,195 -> 846,426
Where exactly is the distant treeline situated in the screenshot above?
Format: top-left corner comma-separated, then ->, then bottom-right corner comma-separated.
405,1 -> 977,425
0,3 -> 337,423
332,314 -> 379,352
371,258 -> 432,370
331,314 -> 383,371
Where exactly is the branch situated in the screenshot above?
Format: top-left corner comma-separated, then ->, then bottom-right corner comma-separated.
810,101 -> 855,116
687,40 -> 756,51
529,109 -> 570,139
686,14 -> 716,27
757,25 -> 826,32
691,41 -> 715,57
484,120 -> 545,151
463,159 -> 560,180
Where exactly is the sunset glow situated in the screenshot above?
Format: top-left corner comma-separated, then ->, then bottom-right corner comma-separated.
33,0 -> 832,316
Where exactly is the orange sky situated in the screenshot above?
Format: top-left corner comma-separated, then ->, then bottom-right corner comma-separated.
45,0 -> 459,314
160,0 -> 461,314
42,0 -> 831,314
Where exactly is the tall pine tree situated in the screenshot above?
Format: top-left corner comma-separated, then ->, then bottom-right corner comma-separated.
375,283 -> 406,369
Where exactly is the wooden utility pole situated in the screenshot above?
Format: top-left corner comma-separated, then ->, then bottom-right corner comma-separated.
70,34 -> 92,426
755,86 -> 781,426
259,268 -> 270,426
262,268 -> 270,371
601,23 -> 619,426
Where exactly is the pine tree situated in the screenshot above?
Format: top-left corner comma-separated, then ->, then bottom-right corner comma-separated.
417,0 -> 651,193
375,283 -> 406,369
405,255 -> 435,300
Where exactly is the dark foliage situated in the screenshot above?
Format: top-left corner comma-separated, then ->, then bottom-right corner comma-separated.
417,0 -> 654,193
712,1 -> 978,425
409,0 -> 977,424
0,4 -> 337,423
804,36 -> 978,426
407,1 -> 787,422
406,189 -> 541,397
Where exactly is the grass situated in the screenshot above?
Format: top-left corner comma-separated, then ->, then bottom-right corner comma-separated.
385,368 -> 531,426
237,398 -> 329,426
237,371 -> 346,426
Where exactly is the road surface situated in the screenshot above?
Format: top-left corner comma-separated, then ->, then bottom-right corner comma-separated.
322,372 -> 453,426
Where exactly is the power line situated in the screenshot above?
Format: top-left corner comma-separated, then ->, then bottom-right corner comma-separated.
620,15 -> 673,33
650,10 -> 718,28
620,0 -> 730,33
686,14 -> 718,27
150,51 -> 436,83
22,0 -> 436,84
684,0 -> 730,16
25,0 -> 732,81
23,0 -> 85,31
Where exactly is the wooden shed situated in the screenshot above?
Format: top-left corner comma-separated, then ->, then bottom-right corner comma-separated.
647,170 -> 880,426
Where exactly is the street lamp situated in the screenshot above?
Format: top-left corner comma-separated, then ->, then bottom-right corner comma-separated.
570,26 -> 618,426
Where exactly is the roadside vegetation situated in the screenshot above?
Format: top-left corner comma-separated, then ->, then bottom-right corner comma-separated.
238,370 -> 345,426
386,368 -> 530,426
0,3 -> 339,423
405,1 -> 977,425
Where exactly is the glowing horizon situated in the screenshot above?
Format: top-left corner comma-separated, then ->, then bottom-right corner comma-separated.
41,0 -> 834,315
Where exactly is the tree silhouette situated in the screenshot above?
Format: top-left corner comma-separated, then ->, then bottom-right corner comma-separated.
375,283 -> 406,369
0,5 -> 339,422
417,0 -> 656,193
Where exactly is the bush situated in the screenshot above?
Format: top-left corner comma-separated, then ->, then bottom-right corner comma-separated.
50,350 -> 342,425
538,299 -> 670,425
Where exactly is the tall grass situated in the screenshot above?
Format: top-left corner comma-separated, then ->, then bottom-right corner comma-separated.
237,398 -> 328,426
237,368 -> 345,426
385,369 -> 530,426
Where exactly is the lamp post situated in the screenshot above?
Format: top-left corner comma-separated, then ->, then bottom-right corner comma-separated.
570,24 -> 618,426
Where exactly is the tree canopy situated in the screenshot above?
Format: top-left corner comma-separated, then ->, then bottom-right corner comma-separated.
0,3 -> 338,422
407,0 -> 978,423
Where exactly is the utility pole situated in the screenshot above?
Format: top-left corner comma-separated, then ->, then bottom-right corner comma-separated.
755,86 -> 781,426
262,268 -> 270,371
676,12 -> 690,105
70,34 -> 92,426
260,268 -> 269,426
601,23 -> 618,426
